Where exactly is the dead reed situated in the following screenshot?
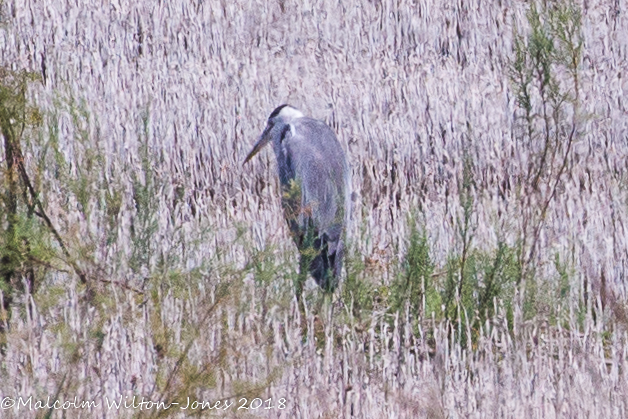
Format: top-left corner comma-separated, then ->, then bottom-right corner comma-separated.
0,0 -> 627,417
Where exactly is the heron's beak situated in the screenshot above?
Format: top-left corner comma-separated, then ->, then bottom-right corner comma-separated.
243,125 -> 272,165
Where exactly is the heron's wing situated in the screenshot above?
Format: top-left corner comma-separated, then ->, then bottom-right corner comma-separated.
282,118 -> 349,290
287,118 -> 348,242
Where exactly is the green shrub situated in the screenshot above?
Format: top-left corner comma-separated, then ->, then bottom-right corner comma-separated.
510,1 -> 582,289
390,221 -> 436,321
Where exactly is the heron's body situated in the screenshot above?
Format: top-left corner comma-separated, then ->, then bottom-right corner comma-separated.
245,105 -> 350,294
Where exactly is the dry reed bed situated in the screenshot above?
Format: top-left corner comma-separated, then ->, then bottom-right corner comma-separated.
0,0 -> 627,417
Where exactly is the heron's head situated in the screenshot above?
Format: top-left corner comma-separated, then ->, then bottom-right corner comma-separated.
244,104 -> 304,164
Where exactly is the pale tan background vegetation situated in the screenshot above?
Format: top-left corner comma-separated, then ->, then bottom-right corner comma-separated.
0,0 -> 627,417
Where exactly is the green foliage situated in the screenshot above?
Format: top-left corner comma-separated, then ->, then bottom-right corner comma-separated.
130,115 -> 160,275
508,1 -> 584,339
0,212 -> 57,281
442,253 -> 476,326
249,245 -> 281,288
342,250 -> 376,318
0,68 -> 46,307
477,243 -> 518,327
511,2 -> 582,138
45,94 -> 106,219
531,253 -> 580,327
444,148 -> 477,328
510,1 -> 583,283
148,280 -> 235,418
390,221 -> 436,320
386,214 -> 522,345
441,243 -> 520,344
554,253 -> 571,303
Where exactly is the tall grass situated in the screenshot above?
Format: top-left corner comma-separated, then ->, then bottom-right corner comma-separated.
0,0 -> 627,417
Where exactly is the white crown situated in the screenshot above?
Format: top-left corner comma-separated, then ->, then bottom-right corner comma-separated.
279,106 -> 304,119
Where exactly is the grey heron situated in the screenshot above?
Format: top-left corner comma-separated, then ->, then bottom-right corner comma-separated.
244,104 -> 350,298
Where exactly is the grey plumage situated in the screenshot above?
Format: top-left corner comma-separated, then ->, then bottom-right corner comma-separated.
245,105 -> 350,295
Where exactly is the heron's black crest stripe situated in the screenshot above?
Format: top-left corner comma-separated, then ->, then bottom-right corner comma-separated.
269,104 -> 290,119
279,124 -> 291,143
